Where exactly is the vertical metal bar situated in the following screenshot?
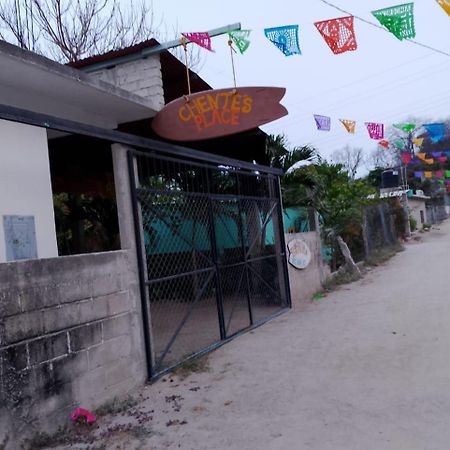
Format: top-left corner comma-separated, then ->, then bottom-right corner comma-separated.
275,175 -> 292,308
206,168 -> 227,340
127,150 -> 155,378
237,174 -> 254,326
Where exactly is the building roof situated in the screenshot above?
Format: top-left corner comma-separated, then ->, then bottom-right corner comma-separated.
0,40 -> 157,128
70,38 -> 212,104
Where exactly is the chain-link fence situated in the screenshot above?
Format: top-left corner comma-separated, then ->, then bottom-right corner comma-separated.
129,148 -> 291,378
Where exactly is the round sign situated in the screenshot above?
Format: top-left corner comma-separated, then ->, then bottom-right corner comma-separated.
287,238 -> 311,270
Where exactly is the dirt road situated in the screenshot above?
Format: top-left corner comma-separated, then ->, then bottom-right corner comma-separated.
57,221 -> 450,450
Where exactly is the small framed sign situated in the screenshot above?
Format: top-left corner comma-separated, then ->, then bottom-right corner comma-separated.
3,215 -> 38,262
287,238 -> 311,270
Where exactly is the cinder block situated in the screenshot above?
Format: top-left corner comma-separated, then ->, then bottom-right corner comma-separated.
72,365 -> 108,405
0,343 -> 28,371
42,301 -> 83,335
29,333 -> 68,365
92,291 -> 132,320
105,358 -> 135,388
87,335 -> 131,371
70,323 -> 102,352
102,313 -> 132,341
0,288 -> 21,317
52,352 -> 88,383
3,310 -> 44,345
31,362 -> 67,399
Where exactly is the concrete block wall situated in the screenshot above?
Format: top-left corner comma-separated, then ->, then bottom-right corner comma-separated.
92,56 -> 165,112
286,231 -> 330,305
0,250 -> 147,446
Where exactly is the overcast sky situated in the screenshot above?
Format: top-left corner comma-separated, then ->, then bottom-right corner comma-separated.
153,0 -> 450,166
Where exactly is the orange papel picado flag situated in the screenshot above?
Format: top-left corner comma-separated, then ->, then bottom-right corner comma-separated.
436,0 -> 450,17
416,152 -> 426,160
339,119 -> 356,134
424,171 -> 433,178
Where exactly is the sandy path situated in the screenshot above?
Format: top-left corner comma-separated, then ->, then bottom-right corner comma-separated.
57,221 -> 450,450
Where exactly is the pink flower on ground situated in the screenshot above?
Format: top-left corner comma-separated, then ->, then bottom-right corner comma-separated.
70,408 -> 97,424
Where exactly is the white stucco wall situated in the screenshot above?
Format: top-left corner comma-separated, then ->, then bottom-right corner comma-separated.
0,119 -> 58,262
408,197 -> 428,228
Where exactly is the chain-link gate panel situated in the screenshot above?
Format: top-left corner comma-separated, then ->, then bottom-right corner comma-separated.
129,149 -> 291,378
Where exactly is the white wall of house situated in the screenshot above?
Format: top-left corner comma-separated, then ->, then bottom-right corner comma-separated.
0,119 -> 58,262
408,197 -> 428,228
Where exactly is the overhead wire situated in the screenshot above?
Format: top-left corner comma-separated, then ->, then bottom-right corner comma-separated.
318,0 -> 450,58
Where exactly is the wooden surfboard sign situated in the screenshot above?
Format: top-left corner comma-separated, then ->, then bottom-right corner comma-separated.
152,86 -> 288,141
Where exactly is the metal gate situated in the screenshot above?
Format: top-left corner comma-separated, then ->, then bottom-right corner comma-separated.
128,148 -> 291,379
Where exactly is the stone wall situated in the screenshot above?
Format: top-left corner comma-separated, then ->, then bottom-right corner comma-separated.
0,250 -> 146,446
91,56 -> 165,112
285,231 -> 330,305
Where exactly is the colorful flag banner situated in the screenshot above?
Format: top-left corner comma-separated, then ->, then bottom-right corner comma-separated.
414,171 -> 423,178
417,152 -> 426,160
264,25 -> 301,56
339,119 -> 356,133
425,158 -> 434,165
424,171 -> 433,178
395,140 -> 405,149
413,138 -> 424,146
410,159 -> 421,165
436,0 -> 450,17
423,123 -> 446,143
432,152 -> 442,158
379,140 -> 390,149
371,3 -> 416,41
314,114 -> 331,131
181,32 -> 215,52
228,30 -> 251,54
400,153 -> 412,164
435,170 -> 444,179
314,16 -> 357,54
365,122 -> 384,140
394,123 -> 416,132
445,151 -> 450,157
438,179 -> 445,185
446,170 -> 450,178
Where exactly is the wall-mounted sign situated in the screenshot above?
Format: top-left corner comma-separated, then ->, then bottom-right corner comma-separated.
152,87 -> 288,141
367,188 -> 410,200
3,215 -> 38,262
287,238 -> 311,270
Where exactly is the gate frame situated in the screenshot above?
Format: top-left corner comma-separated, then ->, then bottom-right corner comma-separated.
127,147 -> 292,380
